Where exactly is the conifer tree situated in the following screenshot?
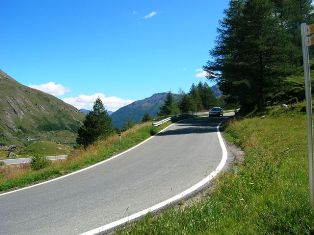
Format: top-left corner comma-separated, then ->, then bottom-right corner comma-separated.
197,82 -> 217,109
179,94 -> 195,113
272,0 -> 314,59
190,84 -> 204,111
205,0 -> 300,111
77,98 -> 113,147
159,92 -> 179,116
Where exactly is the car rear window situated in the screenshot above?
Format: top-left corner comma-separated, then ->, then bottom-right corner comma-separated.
211,108 -> 221,111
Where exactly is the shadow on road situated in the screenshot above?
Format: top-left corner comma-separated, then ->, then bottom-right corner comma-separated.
156,116 -> 229,136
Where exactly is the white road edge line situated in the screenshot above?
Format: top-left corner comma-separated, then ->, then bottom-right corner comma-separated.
0,123 -> 174,197
80,122 -> 228,235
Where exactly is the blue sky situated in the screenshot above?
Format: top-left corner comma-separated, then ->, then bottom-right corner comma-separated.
1,0 -> 229,111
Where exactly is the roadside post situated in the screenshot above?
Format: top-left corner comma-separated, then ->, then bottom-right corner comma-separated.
118,131 -> 122,143
301,23 -> 314,206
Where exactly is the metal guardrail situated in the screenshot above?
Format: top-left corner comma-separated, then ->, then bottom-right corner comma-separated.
0,155 -> 68,165
152,117 -> 171,127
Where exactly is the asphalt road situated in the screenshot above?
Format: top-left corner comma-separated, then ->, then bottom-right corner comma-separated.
0,116 -> 230,235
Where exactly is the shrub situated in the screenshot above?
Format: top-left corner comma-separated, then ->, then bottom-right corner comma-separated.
30,154 -> 50,170
142,113 -> 152,122
150,126 -> 158,136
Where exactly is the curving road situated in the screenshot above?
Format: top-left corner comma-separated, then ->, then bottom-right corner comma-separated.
0,117 -> 230,235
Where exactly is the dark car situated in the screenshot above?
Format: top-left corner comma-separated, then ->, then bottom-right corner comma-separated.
209,107 -> 223,117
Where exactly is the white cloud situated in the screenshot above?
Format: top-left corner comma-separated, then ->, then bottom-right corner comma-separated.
28,82 -> 70,96
62,93 -> 134,112
195,68 -> 209,78
143,11 -> 157,19
132,10 -> 138,15
195,68 -> 221,78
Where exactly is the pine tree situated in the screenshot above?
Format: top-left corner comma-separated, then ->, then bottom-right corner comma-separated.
159,92 -> 179,116
190,84 -> 203,111
205,0 -> 299,111
272,0 -> 314,59
77,98 -> 113,147
179,94 -> 195,113
197,82 -> 217,109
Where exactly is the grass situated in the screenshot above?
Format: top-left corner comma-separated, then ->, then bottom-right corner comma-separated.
117,104 -> 314,234
19,141 -> 72,157
0,121 -> 171,192
0,150 -> 7,160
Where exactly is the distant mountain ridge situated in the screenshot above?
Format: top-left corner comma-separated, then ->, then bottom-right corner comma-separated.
80,109 -> 113,115
111,93 -> 181,128
111,86 -> 221,129
0,70 -> 84,145
211,84 -> 222,97
79,109 -> 90,115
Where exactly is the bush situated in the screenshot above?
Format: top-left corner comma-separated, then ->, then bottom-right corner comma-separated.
30,154 -> 50,170
142,113 -> 152,122
150,126 -> 158,136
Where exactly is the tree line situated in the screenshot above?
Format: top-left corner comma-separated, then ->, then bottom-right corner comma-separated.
76,82 -> 219,147
204,0 -> 314,112
159,82 -> 221,116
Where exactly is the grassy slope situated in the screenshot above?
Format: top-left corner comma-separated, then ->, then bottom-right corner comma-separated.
0,151 -> 6,160
19,141 -> 72,156
0,71 -> 83,145
0,141 -> 71,159
118,105 -> 314,234
0,121 -> 170,192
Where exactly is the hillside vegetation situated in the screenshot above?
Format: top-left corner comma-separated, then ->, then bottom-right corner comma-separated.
118,104 -> 314,234
19,141 -> 72,157
0,70 -> 83,145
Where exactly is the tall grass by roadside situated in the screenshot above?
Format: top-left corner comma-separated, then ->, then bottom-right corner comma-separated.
0,121 -> 170,192
118,105 -> 314,234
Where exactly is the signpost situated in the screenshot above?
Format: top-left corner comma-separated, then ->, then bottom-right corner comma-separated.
301,23 -> 314,206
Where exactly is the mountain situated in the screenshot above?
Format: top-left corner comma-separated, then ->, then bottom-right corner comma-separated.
211,84 -> 222,97
80,109 -> 113,115
0,70 -> 84,145
79,109 -> 90,115
111,93 -> 180,129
